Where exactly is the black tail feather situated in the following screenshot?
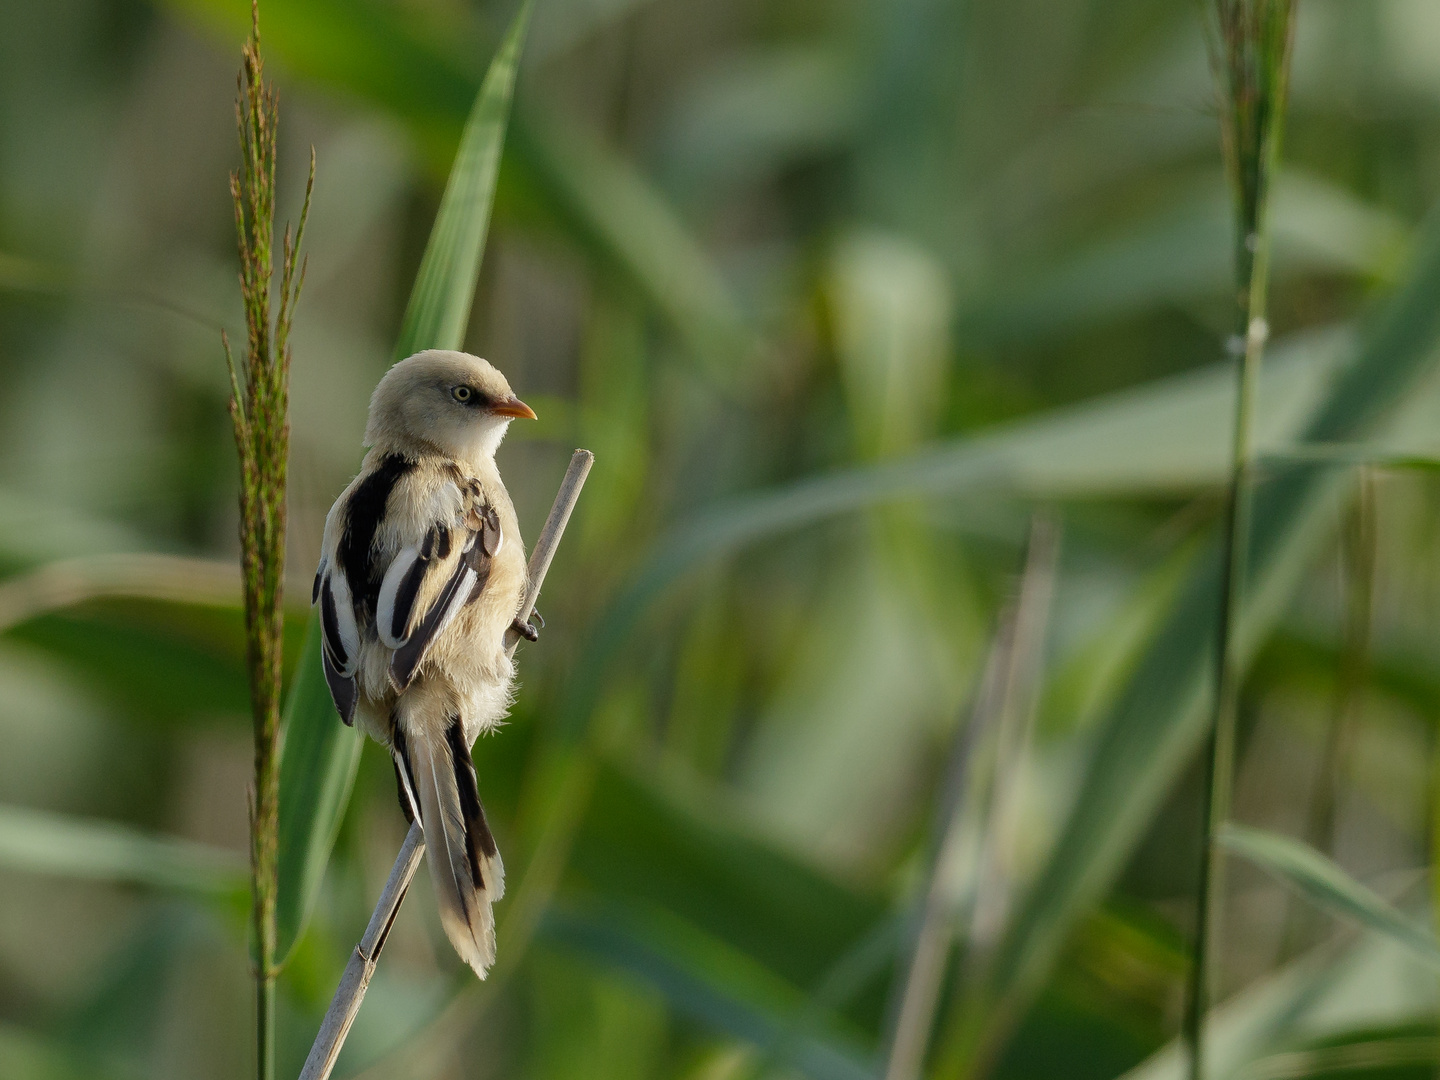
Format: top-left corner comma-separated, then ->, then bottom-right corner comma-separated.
444,718 -> 500,894
391,723 -> 420,825
399,712 -> 506,976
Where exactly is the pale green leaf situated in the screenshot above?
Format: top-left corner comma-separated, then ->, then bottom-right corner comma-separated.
393,0 -> 531,359
1221,824 -> 1440,968
273,625 -> 363,963
515,109 -> 754,379
542,903 -> 877,1080
0,803 -> 245,898
555,329 -> 1348,736
1119,931 -> 1432,1080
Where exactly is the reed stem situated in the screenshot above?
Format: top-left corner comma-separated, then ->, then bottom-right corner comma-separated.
883,514 -> 1058,1080
222,5 -> 312,1077
1185,3 -> 1295,1077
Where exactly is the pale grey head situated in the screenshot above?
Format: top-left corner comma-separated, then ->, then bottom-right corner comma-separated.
364,349 -> 536,464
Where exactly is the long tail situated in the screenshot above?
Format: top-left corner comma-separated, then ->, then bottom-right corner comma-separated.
392,717 -> 505,978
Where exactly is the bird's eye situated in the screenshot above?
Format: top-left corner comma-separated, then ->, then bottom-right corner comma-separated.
452,386 -> 473,403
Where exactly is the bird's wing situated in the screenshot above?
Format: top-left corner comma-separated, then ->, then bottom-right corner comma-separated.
379,493 -> 504,692
315,553 -> 361,725
314,455 -> 426,725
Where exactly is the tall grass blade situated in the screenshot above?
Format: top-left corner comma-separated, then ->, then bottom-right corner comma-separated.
222,9 -> 313,1074
0,803 -> 246,898
884,516 -> 1059,1080
1220,824 -> 1440,967
393,0 -> 530,358
273,623 -> 363,963
1187,3 -> 1298,1073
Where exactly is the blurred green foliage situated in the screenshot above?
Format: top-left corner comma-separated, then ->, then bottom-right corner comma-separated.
4,1 -> 1440,1079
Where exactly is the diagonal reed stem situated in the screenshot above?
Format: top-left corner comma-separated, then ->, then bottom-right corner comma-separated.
1185,4 -> 1296,1077
883,513 -> 1059,1080
299,448 -> 593,1080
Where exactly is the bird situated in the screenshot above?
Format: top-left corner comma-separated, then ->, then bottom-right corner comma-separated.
312,349 -> 538,978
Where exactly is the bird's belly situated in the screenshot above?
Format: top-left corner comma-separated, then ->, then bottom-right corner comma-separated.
352,594 -> 517,748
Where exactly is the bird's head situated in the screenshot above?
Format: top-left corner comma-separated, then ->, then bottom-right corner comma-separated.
364,350 -> 536,465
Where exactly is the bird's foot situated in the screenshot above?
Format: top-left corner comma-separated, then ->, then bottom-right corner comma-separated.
511,612 -> 541,642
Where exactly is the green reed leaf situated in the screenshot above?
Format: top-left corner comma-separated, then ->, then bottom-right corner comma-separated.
0,803 -> 246,898
541,903 -> 877,1080
272,624 -> 362,964
159,0 -> 751,383
1221,825 -> 1440,967
393,0 -> 531,359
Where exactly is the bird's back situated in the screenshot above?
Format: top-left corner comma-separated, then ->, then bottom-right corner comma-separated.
318,450 -> 526,742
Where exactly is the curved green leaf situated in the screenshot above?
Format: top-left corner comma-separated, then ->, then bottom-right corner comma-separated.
1221,824 -> 1440,967
158,0 -> 751,382
272,2 -> 532,967
0,803 -> 245,898
541,903 -> 878,1080
513,110 -> 754,379
1119,936 -> 1416,1080
272,624 -> 363,962
394,0 -> 531,359
553,329 -> 1349,738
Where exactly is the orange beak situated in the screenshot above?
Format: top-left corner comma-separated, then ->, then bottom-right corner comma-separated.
491,395 -> 537,420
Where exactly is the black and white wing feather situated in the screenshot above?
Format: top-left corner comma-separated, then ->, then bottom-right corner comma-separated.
379,518 -> 497,692
314,464 -> 505,717
315,555 -> 361,725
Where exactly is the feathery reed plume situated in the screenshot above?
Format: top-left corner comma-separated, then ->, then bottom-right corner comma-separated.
221,5 -> 314,1078
1186,2 -> 1296,1077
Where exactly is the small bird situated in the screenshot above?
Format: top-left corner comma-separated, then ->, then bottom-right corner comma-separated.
313,349 -> 538,978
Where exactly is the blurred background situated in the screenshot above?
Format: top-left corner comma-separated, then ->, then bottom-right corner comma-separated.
4,0 -> 1440,1078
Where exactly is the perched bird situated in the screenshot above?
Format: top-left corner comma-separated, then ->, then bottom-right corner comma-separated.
313,349 -> 538,977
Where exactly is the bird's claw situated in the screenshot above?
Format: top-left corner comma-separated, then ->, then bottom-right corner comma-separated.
511,614 -> 540,642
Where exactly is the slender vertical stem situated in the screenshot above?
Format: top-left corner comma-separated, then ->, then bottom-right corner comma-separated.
1185,274 -> 1262,1080
223,5 -> 312,1077
1185,4 -> 1295,1077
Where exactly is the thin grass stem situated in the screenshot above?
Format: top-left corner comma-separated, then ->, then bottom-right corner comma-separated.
883,513 -> 1059,1080
1185,3 -> 1296,1077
